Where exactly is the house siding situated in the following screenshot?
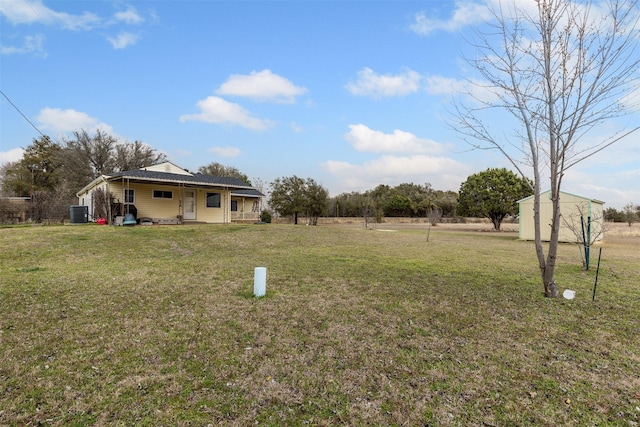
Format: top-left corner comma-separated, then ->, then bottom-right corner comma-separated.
76,163 -> 260,225
105,183 -> 232,223
82,182 -> 234,223
231,196 -> 261,220
105,182 -> 180,219
519,191 -> 604,242
194,188 -> 230,223
77,184 -> 102,221
144,162 -> 193,175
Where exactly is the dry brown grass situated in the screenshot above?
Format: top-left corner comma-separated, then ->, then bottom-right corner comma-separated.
0,223 -> 638,426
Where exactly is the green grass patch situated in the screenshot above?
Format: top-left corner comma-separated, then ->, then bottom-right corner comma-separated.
0,224 -> 638,426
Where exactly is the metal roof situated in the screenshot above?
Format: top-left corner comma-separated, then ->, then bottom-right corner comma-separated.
230,188 -> 265,197
106,168 -> 254,189
76,163 -> 265,197
517,190 -> 605,205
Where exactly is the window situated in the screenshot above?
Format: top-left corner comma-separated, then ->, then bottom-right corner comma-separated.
231,200 -> 238,211
124,189 -> 135,204
153,190 -> 173,199
206,192 -> 221,208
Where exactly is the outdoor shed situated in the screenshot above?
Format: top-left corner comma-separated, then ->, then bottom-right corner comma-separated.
76,162 -> 263,224
518,190 -> 605,243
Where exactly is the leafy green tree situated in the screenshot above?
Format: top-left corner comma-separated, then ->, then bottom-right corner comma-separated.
457,168 -> 532,231
269,176 -> 328,225
2,136 -> 62,197
329,191 -> 375,222
1,130 -> 167,221
367,184 -> 392,222
384,194 -> 413,217
1,161 -> 29,197
304,178 -> 329,225
432,190 -> 458,218
604,207 -> 625,223
393,182 -> 434,217
269,176 -> 307,224
328,183 -> 454,222
198,162 -> 251,185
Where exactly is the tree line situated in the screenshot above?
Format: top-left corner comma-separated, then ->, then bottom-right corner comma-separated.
267,168 -> 534,230
4,130 -> 634,230
268,179 -> 458,226
0,130 -> 166,222
605,204 -> 640,226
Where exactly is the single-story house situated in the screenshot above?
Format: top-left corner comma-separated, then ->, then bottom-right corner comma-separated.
76,162 -> 264,224
518,190 -> 604,242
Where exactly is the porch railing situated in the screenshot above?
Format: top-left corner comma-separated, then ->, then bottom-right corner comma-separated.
231,212 -> 261,221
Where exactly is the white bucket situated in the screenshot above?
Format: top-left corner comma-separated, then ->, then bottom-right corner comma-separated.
254,267 -> 266,297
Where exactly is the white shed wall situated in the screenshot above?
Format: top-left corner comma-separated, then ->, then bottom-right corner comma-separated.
519,191 -> 604,242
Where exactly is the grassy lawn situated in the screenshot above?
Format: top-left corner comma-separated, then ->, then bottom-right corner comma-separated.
1,223 -> 638,426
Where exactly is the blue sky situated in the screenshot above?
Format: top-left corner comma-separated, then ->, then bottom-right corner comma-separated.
1,0 -> 638,209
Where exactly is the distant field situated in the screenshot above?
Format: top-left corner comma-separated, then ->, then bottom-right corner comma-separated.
1,223 -> 638,426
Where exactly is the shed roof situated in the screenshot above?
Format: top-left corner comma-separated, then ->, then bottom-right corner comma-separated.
517,190 -> 605,205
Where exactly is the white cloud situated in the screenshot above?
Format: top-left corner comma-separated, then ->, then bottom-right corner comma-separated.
620,87 -> 640,112
180,96 -> 273,131
0,34 -> 46,56
215,70 -> 307,103
1,1 -> 149,50
0,0 -> 100,30
563,166 -> 640,210
323,155 -> 470,194
424,75 -> 462,96
107,32 -> 140,49
343,68 -> 494,102
410,1 -> 493,36
0,147 -> 25,165
36,107 -> 113,134
346,124 -> 447,154
345,67 -> 421,98
113,7 -> 143,25
426,74 -> 500,105
323,123 -> 466,194
208,146 -> 242,158
411,0 -> 637,40
290,121 -> 304,133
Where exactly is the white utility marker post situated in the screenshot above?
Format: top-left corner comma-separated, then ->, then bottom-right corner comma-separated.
254,267 -> 266,297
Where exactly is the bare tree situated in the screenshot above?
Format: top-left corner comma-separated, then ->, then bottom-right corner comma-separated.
114,141 -> 167,172
93,187 -> 117,224
61,129 -> 167,193
561,203 -> 606,268
453,0 -> 639,297
64,129 -> 118,180
623,202 -> 638,227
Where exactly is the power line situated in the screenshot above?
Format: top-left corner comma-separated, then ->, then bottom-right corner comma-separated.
0,88 -> 47,139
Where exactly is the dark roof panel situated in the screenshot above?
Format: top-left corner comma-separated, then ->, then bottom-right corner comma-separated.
231,188 -> 265,197
107,169 -> 252,188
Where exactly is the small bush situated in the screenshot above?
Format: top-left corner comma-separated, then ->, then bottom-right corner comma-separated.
260,210 -> 272,223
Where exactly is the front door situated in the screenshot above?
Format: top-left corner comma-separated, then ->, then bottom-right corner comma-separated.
184,190 -> 196,220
